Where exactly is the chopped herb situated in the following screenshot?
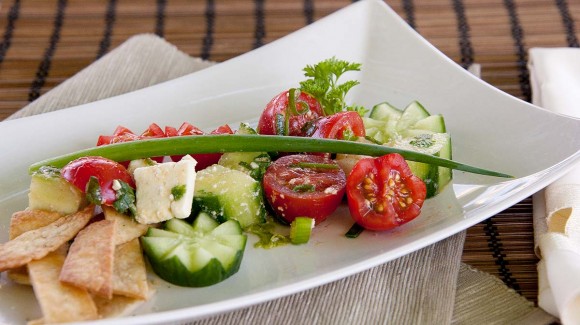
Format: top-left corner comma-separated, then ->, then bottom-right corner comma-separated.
113,179 -> 137,216
409,134 -> 435,148
299,57 -> 367,116
289,162 -> 339,170
345,223 -> 365,238
34,165 -> 61,178
293,184 -> 315,193
85,176 -> 103,205
275,113 -> 287,136
342,128 -> 358,141
238,153 -> 271,180
171,184 -> 187,201
245,216 -> 291,249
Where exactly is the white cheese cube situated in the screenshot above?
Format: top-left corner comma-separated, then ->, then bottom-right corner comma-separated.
134,155 -> 197,224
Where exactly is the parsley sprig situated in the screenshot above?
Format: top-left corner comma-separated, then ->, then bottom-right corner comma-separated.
299,57 -> 366,116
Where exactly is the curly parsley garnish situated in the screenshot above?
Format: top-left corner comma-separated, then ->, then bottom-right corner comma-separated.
299,57 -> 366,116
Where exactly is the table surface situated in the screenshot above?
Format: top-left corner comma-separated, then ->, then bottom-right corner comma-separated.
1,0 -> 579,304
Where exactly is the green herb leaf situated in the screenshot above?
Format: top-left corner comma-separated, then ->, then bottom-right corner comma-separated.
299,57 -> 364,115
113,180 -> 137,216
86,176 -> 103,205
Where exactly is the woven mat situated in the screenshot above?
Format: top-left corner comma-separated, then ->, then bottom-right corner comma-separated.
1,0 -> 579,308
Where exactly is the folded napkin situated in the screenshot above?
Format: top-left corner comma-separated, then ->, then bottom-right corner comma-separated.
7,34 -> 554,325
529,47 -> 580,324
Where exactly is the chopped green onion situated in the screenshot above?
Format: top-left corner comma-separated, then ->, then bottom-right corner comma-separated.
28,134 -> 512,178
292,184 -> 315,193
289,162 -> 339,170
345,223 -> 365,238
290,217 -> 315,244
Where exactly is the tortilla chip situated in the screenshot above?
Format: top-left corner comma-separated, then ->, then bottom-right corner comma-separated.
7,209 -> 65,285
112,238 -> 149,299
60,219 -> 116,299
9,209 -> 63,240
28,248 -> 98,323
0,206 -> 94,272
103,206 -> 149,245
93,289 -> 153,319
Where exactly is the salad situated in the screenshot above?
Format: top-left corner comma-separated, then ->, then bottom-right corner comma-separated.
0,58 -> 509,323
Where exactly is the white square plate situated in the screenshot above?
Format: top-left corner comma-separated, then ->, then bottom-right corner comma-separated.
1,0 -> 579,324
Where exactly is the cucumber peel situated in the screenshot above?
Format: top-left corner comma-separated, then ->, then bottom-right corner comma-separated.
29,134 -> 512,178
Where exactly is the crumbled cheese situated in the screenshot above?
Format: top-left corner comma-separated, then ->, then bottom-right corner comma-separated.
134,155 -> 197,224
324,187 -> 338,195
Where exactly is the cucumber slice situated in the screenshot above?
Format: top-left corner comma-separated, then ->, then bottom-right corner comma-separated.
141,213 -> 247,287
392,132 -> 451,198
409,114 -> 446,134
193,164 -> 267,228
395,101 -> 431,132
369,102 -> 402,121
218,123 -> 271,180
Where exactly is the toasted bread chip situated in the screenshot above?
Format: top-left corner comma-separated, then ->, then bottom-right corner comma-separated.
112,238 -> 149,299
8,209 -> 65,285
103,206 -> 149,245
28,248 -> 98,323
9,209 -> 63,240
0,206 -> 94,272
60,219 -> 116,299
93,285 -> 154,319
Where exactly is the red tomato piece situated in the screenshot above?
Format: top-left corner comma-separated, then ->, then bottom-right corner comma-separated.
210,124 -> 233,135
61,156 -> 135,205
346,153 -> 426,231
168,123 -> 233,170
164,125 -> 178,137
262,154 -> 346,224
139,123 -> 165,138
176,122 -> 204,136
112,126 -> 134,136
311,111 -> 366,140
257,90 -> 324,136
97,125 -> 138,146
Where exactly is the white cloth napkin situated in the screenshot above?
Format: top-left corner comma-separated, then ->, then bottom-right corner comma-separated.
529,47 -> 580,324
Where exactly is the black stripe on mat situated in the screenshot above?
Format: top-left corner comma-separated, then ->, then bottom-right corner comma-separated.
253,0 -> 265,49
402,0 -> 416,29
483,218 -> 521,293
452,0 -> 474,69
503,0 -> 531,102
0,0 -> 21,67
156,0 -> 167,37
555,0 -> 579,48
96,0 -> 117,60
200,0 -> 215,60
304,0 -> 314,25
28,0 -> 67,103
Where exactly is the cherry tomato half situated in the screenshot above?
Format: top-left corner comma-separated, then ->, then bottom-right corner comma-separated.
61,156 -> 134,205
167,122 -> 234,170
311,111 -> 366,140
346,153 -> 426,231
257,90 -> 323,136
262,154 -> 346,224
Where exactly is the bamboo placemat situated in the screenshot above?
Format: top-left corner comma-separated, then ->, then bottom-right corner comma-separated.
0,0 -> 578,305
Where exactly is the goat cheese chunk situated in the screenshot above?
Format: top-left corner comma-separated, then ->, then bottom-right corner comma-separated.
134,155 -> 197,224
